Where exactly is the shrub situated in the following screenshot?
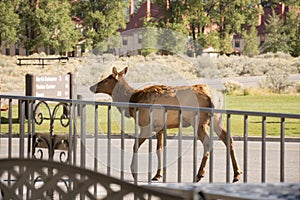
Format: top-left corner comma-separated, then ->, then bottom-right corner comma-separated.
191,55 -> 220,78
260,68 -> 291,93
141,48 -> 157,57
224,81 -> 243,95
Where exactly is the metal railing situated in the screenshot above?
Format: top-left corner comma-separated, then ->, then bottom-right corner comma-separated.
0,158 -> 183,200
0,94 -> 299,186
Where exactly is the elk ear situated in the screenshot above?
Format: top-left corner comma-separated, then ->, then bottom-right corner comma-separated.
112,67 -> 118,77
120,67 -> 128,76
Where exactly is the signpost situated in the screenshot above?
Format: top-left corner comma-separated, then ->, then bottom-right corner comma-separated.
26,73 -> 76,99
25,73 -> 76,118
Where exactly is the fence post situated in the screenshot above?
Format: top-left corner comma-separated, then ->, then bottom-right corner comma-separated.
280,117 -> 285,182
244,115 -> 248,183
25,74 -> 36,119
261,116 -> 266,183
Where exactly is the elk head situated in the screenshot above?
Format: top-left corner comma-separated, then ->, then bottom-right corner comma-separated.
89,67 -> 128,96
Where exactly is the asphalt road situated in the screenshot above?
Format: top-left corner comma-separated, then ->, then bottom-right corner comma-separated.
78,74 -> 300,100
3,74 -> 300,100
1,138 -> 299,184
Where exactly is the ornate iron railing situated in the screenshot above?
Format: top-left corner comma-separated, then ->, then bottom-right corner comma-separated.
0,159 -> 183,200
0,94 -> 299,186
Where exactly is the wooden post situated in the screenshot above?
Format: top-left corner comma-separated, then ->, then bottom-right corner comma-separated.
25,74 -> 36,119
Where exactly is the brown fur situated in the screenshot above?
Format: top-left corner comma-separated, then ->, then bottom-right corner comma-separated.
90,67 -> 242,182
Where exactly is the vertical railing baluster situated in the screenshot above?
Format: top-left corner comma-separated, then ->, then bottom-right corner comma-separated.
107,105 -> 112,176
226,114 -> 231,183
209,113 -> 214,183
68,103 -> 73,165
148,108 -> 153,183
80,104 -> 86,168
19,100 -> 25,198
67,102 -> 74,197
8,99 -> 12,158
280,117 -> 285,182
261,116 -> 266,183
31,101 -> 36,160
121,107 -> 125,181
27,100 -> 33,199
0,100 -> 2,134
94,104 -> 98,197
243,115 -> 248,183
134,108 -> 139,185
8,99 -> 12,188
178,110 -> 182,183
19,100 -> 25,159
80,103 -> 86,200
163,108 -> 167,183
27,100 -> 32,159
73,103 -> 77,166
193,111 -> 198,182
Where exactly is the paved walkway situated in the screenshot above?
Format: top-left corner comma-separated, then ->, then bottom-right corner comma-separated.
1,138 -> 299,183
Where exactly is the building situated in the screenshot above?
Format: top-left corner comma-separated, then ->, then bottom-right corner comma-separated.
121,1 -> 291,56
232,2 -> 288,53
0,1 -> 293,57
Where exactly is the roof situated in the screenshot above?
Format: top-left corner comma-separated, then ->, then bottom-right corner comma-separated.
121,1 -> 164,32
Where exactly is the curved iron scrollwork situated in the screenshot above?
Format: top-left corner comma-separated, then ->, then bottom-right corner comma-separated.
0,159 -> 182,200
32,101 -> 71,163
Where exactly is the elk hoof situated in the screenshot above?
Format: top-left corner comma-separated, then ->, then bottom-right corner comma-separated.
131,172 -> 137,180
196,175 -> 204,182
151,175 -> 162,181
233,170 -> 243,183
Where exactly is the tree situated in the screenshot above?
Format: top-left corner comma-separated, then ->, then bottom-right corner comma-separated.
0,1 -> 20,51
72,0 -> 128,50
242,25 -> 259,56
261,10 -> 290,53
18,0 -> 37,54
285,3 -> 300,57
212,0 -> 262,54
18,0 -> 79,55
154,0 -> 261,54
34,0 -> 79,54
141,22 -> 159,56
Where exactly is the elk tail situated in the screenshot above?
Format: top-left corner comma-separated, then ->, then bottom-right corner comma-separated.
209,90 -> 225,137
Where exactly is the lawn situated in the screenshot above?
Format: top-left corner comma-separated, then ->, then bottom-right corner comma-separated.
0,95 -> 299,137
224,95 -> 300,137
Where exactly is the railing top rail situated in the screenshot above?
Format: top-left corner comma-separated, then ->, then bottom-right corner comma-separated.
1,94 -> 300,119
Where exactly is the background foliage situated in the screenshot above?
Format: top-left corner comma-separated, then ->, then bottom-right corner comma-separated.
0,0 -> 299,56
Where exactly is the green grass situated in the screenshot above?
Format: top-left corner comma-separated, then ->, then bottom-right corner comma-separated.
224,95 -> 300,137
0,94 -> 299,137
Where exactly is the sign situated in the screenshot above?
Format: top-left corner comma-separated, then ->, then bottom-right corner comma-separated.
25,73 -> 76,119
26,73 -> 76,99
35,75 -> 70,98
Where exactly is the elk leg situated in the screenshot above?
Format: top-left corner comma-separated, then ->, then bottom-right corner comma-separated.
218,128 -> 243,182
152,130 -> 164,181
197,125 -> 210,182
130,128 -> 148,179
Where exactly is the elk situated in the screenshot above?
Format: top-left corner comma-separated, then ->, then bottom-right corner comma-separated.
90,67 -> 242,182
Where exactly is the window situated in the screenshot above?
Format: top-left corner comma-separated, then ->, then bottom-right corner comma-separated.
138,34 -> 142,44
260,36 -> 265,45
15,48 -> 19,55
234,39 -> 240,48
15,44 -> 20,55
5,48 -> 10,56
123,37 -> 128,46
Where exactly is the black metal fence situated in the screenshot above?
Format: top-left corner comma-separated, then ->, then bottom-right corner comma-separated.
0,94 -> 299,185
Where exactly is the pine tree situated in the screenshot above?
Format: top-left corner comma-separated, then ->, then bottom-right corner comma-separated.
261,10 -> 290,53
285,4 -> 300,57
34,0 -> 79,55
72,0 -> 128,50
18,0 -> 79,55
0,1 -> 20,51
243,25 -> 259,57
